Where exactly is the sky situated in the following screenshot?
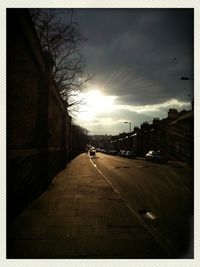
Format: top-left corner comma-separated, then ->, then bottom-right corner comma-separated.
72,8 -> 194,135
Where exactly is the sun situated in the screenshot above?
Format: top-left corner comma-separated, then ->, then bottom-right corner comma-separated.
79,88 -> 117,121
86,89 -> 117,113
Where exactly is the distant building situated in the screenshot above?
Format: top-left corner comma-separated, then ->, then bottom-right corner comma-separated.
166,110 -> 193,163
106,108 -> 194,163
89,135 -> 112,149
168,108 -> 179,119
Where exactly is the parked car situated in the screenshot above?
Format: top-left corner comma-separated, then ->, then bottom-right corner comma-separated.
145,150 -> 167,163
125,150 -> 136,159
121,150 -> 127,157
108,150 -> 118,156
118,150 -> 125,157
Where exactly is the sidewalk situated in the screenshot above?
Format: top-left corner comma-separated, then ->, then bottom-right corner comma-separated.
7,153 -> 167,259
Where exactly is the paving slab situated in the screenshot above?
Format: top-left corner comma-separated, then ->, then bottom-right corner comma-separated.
7,153 -> 168,259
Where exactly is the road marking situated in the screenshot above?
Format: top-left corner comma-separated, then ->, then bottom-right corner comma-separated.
138,209 -> 157,220
89,157 -> 111,184
89,155 -> 172,257
145,211 -> 157,220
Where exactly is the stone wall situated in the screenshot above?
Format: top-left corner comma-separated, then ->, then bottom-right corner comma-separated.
7,9 -> 71,222
7,9 -> 49,222
48,77 -> 70,180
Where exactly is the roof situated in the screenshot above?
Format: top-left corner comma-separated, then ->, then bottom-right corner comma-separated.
169,110 -> 193,125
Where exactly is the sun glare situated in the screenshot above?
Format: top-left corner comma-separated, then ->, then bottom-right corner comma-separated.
79,89 -> 117,121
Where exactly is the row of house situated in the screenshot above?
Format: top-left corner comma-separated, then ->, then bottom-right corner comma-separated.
108,108 -> 193,163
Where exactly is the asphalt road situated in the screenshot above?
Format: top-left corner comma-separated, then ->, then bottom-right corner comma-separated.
90,152 -> 194,258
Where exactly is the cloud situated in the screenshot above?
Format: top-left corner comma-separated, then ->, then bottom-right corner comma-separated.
77,97 -> 191,135
114,98 -> 191,113
74,8 -> 193,134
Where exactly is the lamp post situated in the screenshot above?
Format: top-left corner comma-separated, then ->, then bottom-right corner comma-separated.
124,121 -> 131,133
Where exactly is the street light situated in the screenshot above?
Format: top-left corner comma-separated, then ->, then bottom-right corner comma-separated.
124,121 -> 131,132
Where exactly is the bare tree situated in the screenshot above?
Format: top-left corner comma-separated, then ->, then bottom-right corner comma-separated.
30,8 -> 91,114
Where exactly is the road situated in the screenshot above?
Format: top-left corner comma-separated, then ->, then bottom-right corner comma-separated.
90,152 -> 194,258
